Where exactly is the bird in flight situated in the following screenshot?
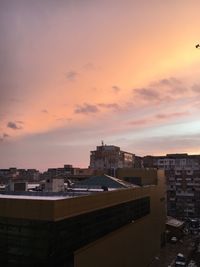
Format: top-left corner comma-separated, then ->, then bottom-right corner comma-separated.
196,44 -> 200,48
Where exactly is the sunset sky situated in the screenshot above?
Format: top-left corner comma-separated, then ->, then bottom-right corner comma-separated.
1,0 -> 200,171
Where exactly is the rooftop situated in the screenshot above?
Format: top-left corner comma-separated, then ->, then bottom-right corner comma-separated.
74,174 -> 137,189
0,186 -> 152,221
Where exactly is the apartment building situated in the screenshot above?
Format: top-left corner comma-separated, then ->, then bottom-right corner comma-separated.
90,143 -> 141,175
143,153 -> 200,218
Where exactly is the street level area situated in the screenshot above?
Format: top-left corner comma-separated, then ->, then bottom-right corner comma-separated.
149,234 -> 200,267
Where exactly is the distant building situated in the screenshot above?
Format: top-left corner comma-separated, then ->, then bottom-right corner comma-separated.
0,169 -> 166,267
90,143 -> 140,175
143,153 -> 200,218
42,164 -> 94,182
0,168 -> 40,184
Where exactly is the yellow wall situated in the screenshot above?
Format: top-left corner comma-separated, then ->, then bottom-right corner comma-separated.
0,198 -> 55,221
0,170 -> 164,222
117,168 -> 158,185
74,169 -> 166,267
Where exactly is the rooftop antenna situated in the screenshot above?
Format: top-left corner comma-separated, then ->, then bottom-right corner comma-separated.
101,140 -> 104,146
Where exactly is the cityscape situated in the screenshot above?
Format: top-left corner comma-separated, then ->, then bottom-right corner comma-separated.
1,0 -> 200,267
1,144 -> 200,266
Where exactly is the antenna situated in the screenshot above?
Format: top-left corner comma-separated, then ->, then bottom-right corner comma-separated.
101,140 -> 104,146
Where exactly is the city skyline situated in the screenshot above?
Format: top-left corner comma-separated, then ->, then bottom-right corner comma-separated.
1,0 -> 200,171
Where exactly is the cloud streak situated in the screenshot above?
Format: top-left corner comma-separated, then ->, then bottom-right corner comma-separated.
156,111 -> 189,119
129,111 -> 189,128
192,84 -> 200,93
112,85 -> 121,93
65,71 -> 79,81
98,103 -> 120,110
134,88 -> 160,101
132,76 -> 195,108
7,121 -> 23,130
74,103 -> 99,114
41,109 -> 48,114
0,133 -> 10,142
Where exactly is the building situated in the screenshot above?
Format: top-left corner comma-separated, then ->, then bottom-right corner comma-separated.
42,165 -> 94,182
143,153 -> 200,218
0,169 -> 166,267
90,143 -> 139,175
9,180 -> 28,192
42,165 -> 75,179
0,168 -> 40,184
44,176 -> 65,192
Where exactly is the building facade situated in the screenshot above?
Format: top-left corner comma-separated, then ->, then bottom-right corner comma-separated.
0,169 -> 166,267
90,144 -> 138,175
0,168 -> 40,184
143,153 -> 200,218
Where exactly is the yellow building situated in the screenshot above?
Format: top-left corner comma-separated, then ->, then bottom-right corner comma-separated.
0,169 -> 166,267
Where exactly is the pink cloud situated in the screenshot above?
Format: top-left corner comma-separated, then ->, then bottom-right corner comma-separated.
156,111 -> 189,119
129,111 -> 190,129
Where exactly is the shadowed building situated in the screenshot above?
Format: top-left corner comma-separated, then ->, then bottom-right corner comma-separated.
143,153 -> 200,218
89,143 -> 141,176
0,169 -> 166,267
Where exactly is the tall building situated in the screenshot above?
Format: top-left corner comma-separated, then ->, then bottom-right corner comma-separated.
0,169 -> 166,267
143,153 -> 200,218
89,143 -> 139,175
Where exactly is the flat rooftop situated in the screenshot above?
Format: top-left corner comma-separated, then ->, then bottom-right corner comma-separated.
0,194 -> 72,200
0,186 -> 152,222
0,187 -> 122,200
